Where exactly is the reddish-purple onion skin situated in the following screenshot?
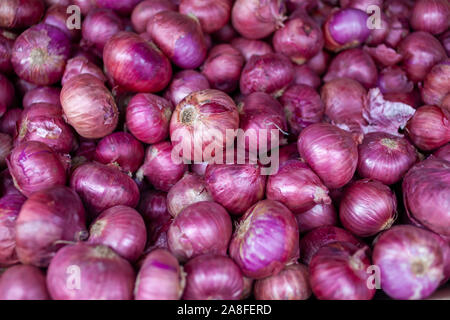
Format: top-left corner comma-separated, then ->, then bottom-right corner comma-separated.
366,11 -> 390,46
138,142 -> 188,192
373,225 -> 446,300
7,141 -> 66,197
297,123 -> 358,189
357,132 -> 418,185
441,30 -> 450,55
307,50 -> 330,75
103,32 -> 172,93
433,143 -> 450,161
403,158 -> 450,237
11,24 -> 71,86
292,65 -> 321,89
231,0 -> 286,40
168,201 -> 232,261
47,243 -> 135,300
165,70 -> 210,106
205,163 -> 266,215
377,66 -> 414,95
15,186 -> 86,267
0,0 -> 45,29
43,4 -> 81,42
94,0 -> 141,15
299,226 -> 363,265
230,37 -> 273,61
339,0 -> 383,11
212,24 -> 238,43
240,53 -> 294,97
131,0 -> 177,33
73,0 -> 97,16
88,205 -> 147,262
147,11 -> 207,69
267,160 -> 331,214
15,78 -> 38,97
134,249 -> 184,300
295,203 -> 338,234
364,44 -> 404,68
22,86 -> 61,109
0,30 -> 16,74
0,133 -> 12,168
179,0 -> 231,34
324,48 -> 377,89
0,74 -> 14,117
410,0 -> 450,35
201,44 -> 244,93
183,254 -> 243,300
254,263 -> 311,300
70,162 -> 140,218
278,143 -> 300,166
167,173 -> 212,218
309,242 -> 375,300
229,199 -> 299,279
0,265 -> 49,300
421,59 -> 450,106
398,32 -> 447,83
273,9 -> 323,64
61,56 -> 107,87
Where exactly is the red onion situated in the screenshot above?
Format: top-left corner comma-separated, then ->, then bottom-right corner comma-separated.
183,254 -> 243,300
385,16 -> 410,48
366,12 -> 390,46
0,109 -> 21,137
324,48 -> 377,89
73,0 -> 97,16
0,0 -> 45,29
165,70 -> 210,106
296,203 -> 337,234
307,50 -> 330,75
167,173 -> 212,217
297,123 -> 358,189
441,30 -> 450,55
61,74 -> 119,139
135,249 -> 184,300
212,24 -> 238,43
12,24 -> 71,86
201,44 -> 244,93
434,143 -> 450,161
61,56 -> 106,87
240,53 -> 294,97
44,0 -> 72,6
15,78 -> 38,97
292,65 -> 321,89
137,142 -> 188,192
273,9 -> 323,64
88,205 -> 146,262
0,30 -> 15,74
0,169 -> 22,196
364,44 -> 403,67
406,105 -> 450,151
179,0 -> 231,34
373,225 -> 446,299
147,11 -> 207,69
205,162 -> 266,215
231,0 -> 286,39
384,0 -> 414,20
168,201 -> 232,261
403,158 -> 450,237
7,141 -> 66,197
0,133 -> 12,168
0,73 -> 15,117
377,66 -> 414,94
340,0 -> 383,11
22,86 -> 61,109
94,132 -> 144,173
0,265 -> 49,300
444,93 -> 450,111
278,143 -> 300,166
94,0 -> 142,15
47,243 -> 135,300
254,263 -> 311,300
421,59 -> 450,106
43,4 -> 81,42
267,160 -> 331,214
357,132 -> 417,185
384,91 -> 422,109
70,162 -> 140,218
229,199 -> 299,279
398,32 -> 447,83
15,186 -> 86,267
230,37 -> 273,61
411,0 -> 450,35
170,89 -> 239,163
310,242 -> 375,300
104,32 -> 172,93
131,0 -> 177,33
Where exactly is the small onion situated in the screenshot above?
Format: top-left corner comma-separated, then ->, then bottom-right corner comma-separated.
229,199 -> 299,279
307,50 -> 330,75
73,0 -> 97,16
0,109 -> 21,137
47,243 -> 135,300
410,0 -> 450,35
377,66 -> 414,94
254,264 -> 311,300
366,11 -> 390,46
295,203 -> 338,234
230,37 -> 273,61
212,24 -> 238,43
0,265 -> 49,300
363,44 -> 403,68
0,133 -> 12,167
61,56 -> 107,86
292,65 -> 321,89
433,143 -> 450,161
131,0 -> 177,33
179,0 -> 232,34
43,4 -> 81,41
22,86 -> 61,109
0,0 -> 45,29
421,59 -> 450,106
373,225 -> 446,300
165,70 -> 210,106
134,249 -> 184,300
183,254 -> 243,300
168,201 -> 232,261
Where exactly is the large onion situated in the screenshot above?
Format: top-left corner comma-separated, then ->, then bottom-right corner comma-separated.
179,0 -> 232,34
0,0 -> 45,29
0,265 -> 49,300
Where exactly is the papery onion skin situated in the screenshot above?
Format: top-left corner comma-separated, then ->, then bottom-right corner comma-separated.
0,109 -> 21,138
11,24 -> 71,86
357,132 -> 417,185
131,0 -> 177,34
183,254 -> 243,300
47,243 -> 135,300
254,263 -> 311,300
0,265 -> 49,300
147,11 -> 207,69
94,0 -> 142,15
135,249 -> 184,300
433,143 -> 450,161
168,201 -> 232,261
70,162 -> 140,218
7,141 -> 66,197
421,59 -> 450,106
229,199 -> 299,279
373,225 -> 446,300
165,70 -> 210,106
22,86 -> 61,109
410,0 -> 450,35
296,203 -> 337,234
0,0 -> 45,29
15,186 -> 86,267
363,44 -> 404,68
297,123 -> 358,189
309,242 -> 375,300
61,74 -> 118,139
167,173 -> 212,218
292,65 -> 321,89
61,56 -> 107,87
180,0 -> 232,34
103,32 -> 172,93
230,37 -> 273,61
43,4 -> 81,42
